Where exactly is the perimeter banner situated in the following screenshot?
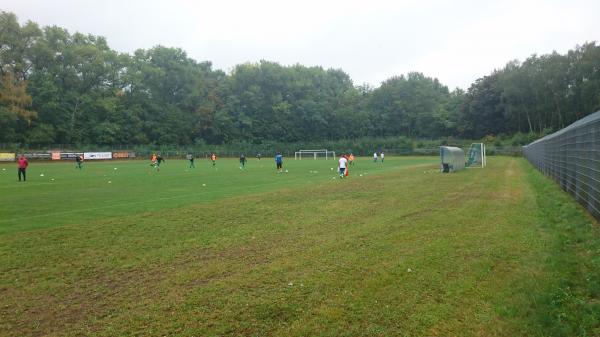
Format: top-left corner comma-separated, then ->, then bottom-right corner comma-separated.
0,153 -> 15,161
112,151 -> 130,159
24,153 -> 51,159
60,152 -> 83,160
84,152 -> 112,160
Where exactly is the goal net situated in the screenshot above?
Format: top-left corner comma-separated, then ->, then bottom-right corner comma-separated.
466,143 -> 486,168
294,149 -> 336,160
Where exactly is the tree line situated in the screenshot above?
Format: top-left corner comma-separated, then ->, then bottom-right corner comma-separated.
1,11 -> 599,146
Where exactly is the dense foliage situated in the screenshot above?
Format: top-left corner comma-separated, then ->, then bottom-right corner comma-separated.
1,11 -> 599,146
462,46 -> 600,138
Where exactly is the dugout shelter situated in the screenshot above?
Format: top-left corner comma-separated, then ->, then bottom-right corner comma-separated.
440,146 -> 465,173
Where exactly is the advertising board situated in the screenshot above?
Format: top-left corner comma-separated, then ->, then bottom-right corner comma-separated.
0,153 -> 15,161
84,152 -> 112,160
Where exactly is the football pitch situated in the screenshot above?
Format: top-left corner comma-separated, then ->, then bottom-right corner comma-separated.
0,157 -> 598,336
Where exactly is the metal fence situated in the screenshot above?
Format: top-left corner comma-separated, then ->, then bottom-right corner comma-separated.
523,110 -> 600,220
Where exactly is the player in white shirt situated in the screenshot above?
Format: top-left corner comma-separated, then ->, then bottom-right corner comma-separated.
373,152 -> 378,162
381,152 -> 385,163
338,155 -> 348,178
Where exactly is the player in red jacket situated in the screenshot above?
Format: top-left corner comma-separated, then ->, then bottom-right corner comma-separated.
17,155 -> 28,182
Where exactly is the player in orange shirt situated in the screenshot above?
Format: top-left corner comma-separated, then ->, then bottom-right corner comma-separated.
348,153 -> 355,166
210,153 -> 217,167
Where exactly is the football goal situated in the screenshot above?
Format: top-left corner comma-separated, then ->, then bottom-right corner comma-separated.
466,143 -> 486,168
294,149 -> 336,160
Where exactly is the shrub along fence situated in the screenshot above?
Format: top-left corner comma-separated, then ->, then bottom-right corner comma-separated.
523,110 -> 600,220
0,137 -> 414,159
0,142 -> 521,161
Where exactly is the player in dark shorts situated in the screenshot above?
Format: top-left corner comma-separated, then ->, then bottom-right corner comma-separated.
156,154 -> 165,171
240,154 -> 247,170
17,155 -> 28,181
187,154 -> 195,168
75,155 -> 84,169
275,153 -> 283,173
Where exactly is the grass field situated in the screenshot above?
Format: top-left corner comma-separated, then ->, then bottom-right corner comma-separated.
0,157 -> 432,234
0,156 -> 598,336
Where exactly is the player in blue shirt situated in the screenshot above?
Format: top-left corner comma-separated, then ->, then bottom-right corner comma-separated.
275,153 -> 283,173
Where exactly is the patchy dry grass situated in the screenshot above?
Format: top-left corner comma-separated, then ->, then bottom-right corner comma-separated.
0,157 -> 598,336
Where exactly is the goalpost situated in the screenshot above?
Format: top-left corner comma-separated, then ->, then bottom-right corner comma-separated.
466,143 -> 486,168
294,149 -> 336,160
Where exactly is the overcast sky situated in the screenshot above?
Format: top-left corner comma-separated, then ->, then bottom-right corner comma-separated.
2,0 -> 599,89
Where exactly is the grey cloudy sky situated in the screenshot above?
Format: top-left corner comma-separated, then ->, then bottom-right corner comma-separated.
2,0 -> 599,89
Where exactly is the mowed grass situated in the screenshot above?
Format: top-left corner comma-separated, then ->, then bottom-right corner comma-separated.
0,157 -> 599,336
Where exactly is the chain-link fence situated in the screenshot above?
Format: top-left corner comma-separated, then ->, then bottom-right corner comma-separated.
523,110 -> 600,220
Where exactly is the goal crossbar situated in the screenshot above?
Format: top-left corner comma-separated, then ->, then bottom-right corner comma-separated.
294,149 -> 335,160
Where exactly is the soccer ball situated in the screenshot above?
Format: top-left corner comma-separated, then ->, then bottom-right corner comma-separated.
108,181 -> 112,184
40,173 -> 44,177
114,167 -> 118,170
202,183 -> 206,187
285,170 -> 288,173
